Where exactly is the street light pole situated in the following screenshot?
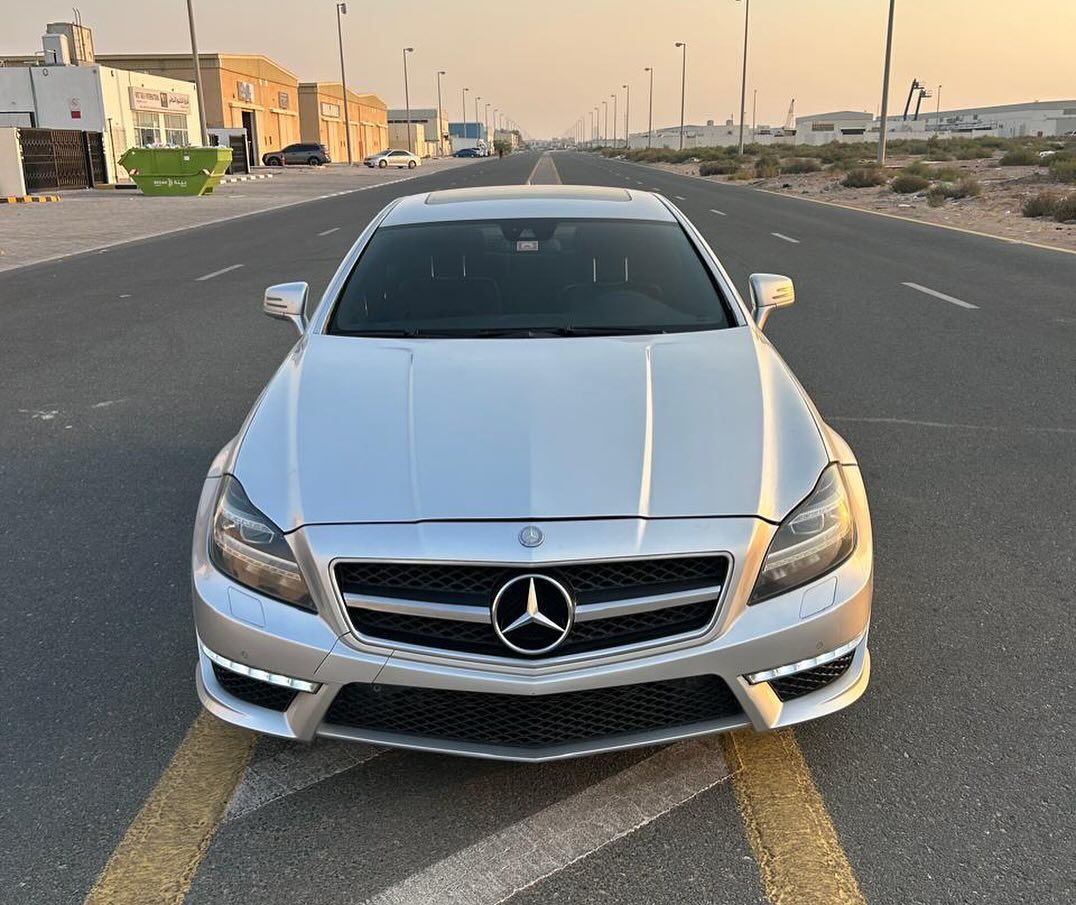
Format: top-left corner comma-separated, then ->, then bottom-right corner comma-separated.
623,84 -> 630,149
675,42 -> 687,151
644,67 -> 654,148
603,101 -> 608,145
877,0 -> 896,165
737,0 -> 750,156
935,84 -> 942,133
484,103 -> 490,144
402,47 -> 414,153
436,70 -> 446,156
594,106 -> 600,142
475,95 -> 481,142
186,0 -> 209,146
611,93 -> 617,148
462,87 -> 469,140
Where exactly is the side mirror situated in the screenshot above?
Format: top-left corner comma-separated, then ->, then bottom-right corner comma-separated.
263,282 -> 308,335
748,273 -> 795,330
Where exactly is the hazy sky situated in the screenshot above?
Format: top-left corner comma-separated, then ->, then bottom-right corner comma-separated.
4,1 -> 1074,137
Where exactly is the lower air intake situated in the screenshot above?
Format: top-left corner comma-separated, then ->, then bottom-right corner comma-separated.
770,651 -> 855,701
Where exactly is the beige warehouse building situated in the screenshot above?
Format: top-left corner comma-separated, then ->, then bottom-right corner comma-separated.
297,83 -> 387,163
96,53 -> 301,165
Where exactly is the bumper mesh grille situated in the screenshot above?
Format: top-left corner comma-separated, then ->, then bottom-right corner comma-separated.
212,663 -> 298,712
770,652 -> 855,701
325,675 -> 741,749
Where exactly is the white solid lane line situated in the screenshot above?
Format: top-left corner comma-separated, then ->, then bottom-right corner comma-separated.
710,209 -> 727,216
318,227 -> 341,236
195,263 -> 244,281
364,737 -> 730,905
225,740 -> 384,823
771,232 -> 800,244
901,281 -> 979,309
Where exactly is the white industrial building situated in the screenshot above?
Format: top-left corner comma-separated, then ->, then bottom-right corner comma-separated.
627,99 -> 1076,150
0,23 -> 202,183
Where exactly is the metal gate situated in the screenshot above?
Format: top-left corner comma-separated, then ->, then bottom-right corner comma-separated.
18,128 -> 107,191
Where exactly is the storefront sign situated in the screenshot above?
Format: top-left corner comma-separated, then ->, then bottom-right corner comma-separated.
320,101 -> 341,118
237,80 -> 254,103
129,87 -> 192,113
277,91 -> 290,110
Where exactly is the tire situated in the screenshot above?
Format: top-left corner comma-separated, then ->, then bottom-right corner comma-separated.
378,159 -> 388,168
408,160 -> 417,169
266,156 -> 281,167
307,156 -> 320,166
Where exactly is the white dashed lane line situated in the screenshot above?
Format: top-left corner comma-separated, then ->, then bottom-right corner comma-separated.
364,737 -> 731,905
710,209 -> 727,216
771,232 -> 800,244
317,227 -> 341,236
674,195 -> 687,200
195,263 -> 244,281
901,281 -> 979,309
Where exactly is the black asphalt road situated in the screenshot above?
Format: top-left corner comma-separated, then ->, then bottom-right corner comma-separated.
1,151 -> 1072,905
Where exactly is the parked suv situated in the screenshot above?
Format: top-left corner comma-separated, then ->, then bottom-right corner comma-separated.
364,149 -> 421,169
263,143 -> 330,166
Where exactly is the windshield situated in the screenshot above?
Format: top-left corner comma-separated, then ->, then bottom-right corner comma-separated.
328,218 -> 733,337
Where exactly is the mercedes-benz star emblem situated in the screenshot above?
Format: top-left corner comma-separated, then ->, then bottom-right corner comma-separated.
518,525 -> 544,548
491,574 -> 574,656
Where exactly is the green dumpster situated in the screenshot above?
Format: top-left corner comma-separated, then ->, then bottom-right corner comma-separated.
118,146 -> 233,196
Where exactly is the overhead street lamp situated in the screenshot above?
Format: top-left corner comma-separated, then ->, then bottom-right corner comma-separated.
186,0 -> 209,147
475,95 -> 482,139
675,42 -> 687,151
402,47 -> 414,153
436,70 -> 446,157
623,84 -> 630,150
644,67 -> 654,148
877,0 -> 896,164
736,0 -> 750,155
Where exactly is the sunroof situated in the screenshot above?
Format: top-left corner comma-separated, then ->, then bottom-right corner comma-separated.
426,185 -> 632,204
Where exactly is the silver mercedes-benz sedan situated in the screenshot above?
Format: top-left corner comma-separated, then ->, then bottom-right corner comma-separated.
193,185 -> 872,761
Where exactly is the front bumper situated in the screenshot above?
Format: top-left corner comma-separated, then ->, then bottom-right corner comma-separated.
193,467 -> 872,762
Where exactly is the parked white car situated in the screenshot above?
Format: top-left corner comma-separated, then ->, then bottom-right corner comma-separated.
364,149 -> 421,169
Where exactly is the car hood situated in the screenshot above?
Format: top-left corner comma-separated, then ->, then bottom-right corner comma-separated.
233,329 -> 828,529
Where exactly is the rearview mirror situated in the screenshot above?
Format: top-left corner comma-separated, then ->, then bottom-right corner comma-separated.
263,282 -> 308,335
748,273 -> 795,330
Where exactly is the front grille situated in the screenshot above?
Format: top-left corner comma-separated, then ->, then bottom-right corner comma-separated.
770,652 -> 855,701
212,663 -> 298,712
337,556 -> 728,658
324,675 -> 742,749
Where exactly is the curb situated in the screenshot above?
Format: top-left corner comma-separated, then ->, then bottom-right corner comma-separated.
220,174 -> 276,183
1,195 -> 61,204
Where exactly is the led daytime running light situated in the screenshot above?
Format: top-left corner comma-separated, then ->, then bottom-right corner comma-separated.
202,642 -> 321,693
745,632 -> 864,686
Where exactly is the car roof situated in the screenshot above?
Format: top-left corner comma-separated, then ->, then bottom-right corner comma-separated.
380,185 -> 676,226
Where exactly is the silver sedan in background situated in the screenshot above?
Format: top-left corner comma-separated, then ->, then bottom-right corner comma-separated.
193,185 -> 872,761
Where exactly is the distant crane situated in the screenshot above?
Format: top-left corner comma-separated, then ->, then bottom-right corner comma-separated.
773,98 -> 795,137
903,79 -> 932,121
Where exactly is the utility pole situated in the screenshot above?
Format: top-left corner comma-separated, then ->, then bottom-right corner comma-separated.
186,0 -> 209,146
737,0 -> 750,155
675,42 -> 687,151
623,83 -> 630,149
645,67 -> 654,148
402,47 -> 414,153
877,0 -> 896,165
436,70 -> 446,156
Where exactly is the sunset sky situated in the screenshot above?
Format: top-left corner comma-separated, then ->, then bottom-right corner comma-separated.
4,1 -> 1074,137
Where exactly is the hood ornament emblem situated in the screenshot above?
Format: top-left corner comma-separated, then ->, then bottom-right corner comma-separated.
518,525 -> 544,548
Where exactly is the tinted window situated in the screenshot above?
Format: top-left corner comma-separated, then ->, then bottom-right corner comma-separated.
329,218 -> 733,337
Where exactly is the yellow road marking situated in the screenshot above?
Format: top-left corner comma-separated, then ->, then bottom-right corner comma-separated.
721,728 -> 866,905
83,712 -> 255,905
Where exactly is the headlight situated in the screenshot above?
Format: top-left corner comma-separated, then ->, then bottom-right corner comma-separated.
209,476 -> 314,611
749,464 -> 855,604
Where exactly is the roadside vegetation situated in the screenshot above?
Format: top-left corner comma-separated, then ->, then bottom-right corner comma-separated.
592,134 -> 1076,239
